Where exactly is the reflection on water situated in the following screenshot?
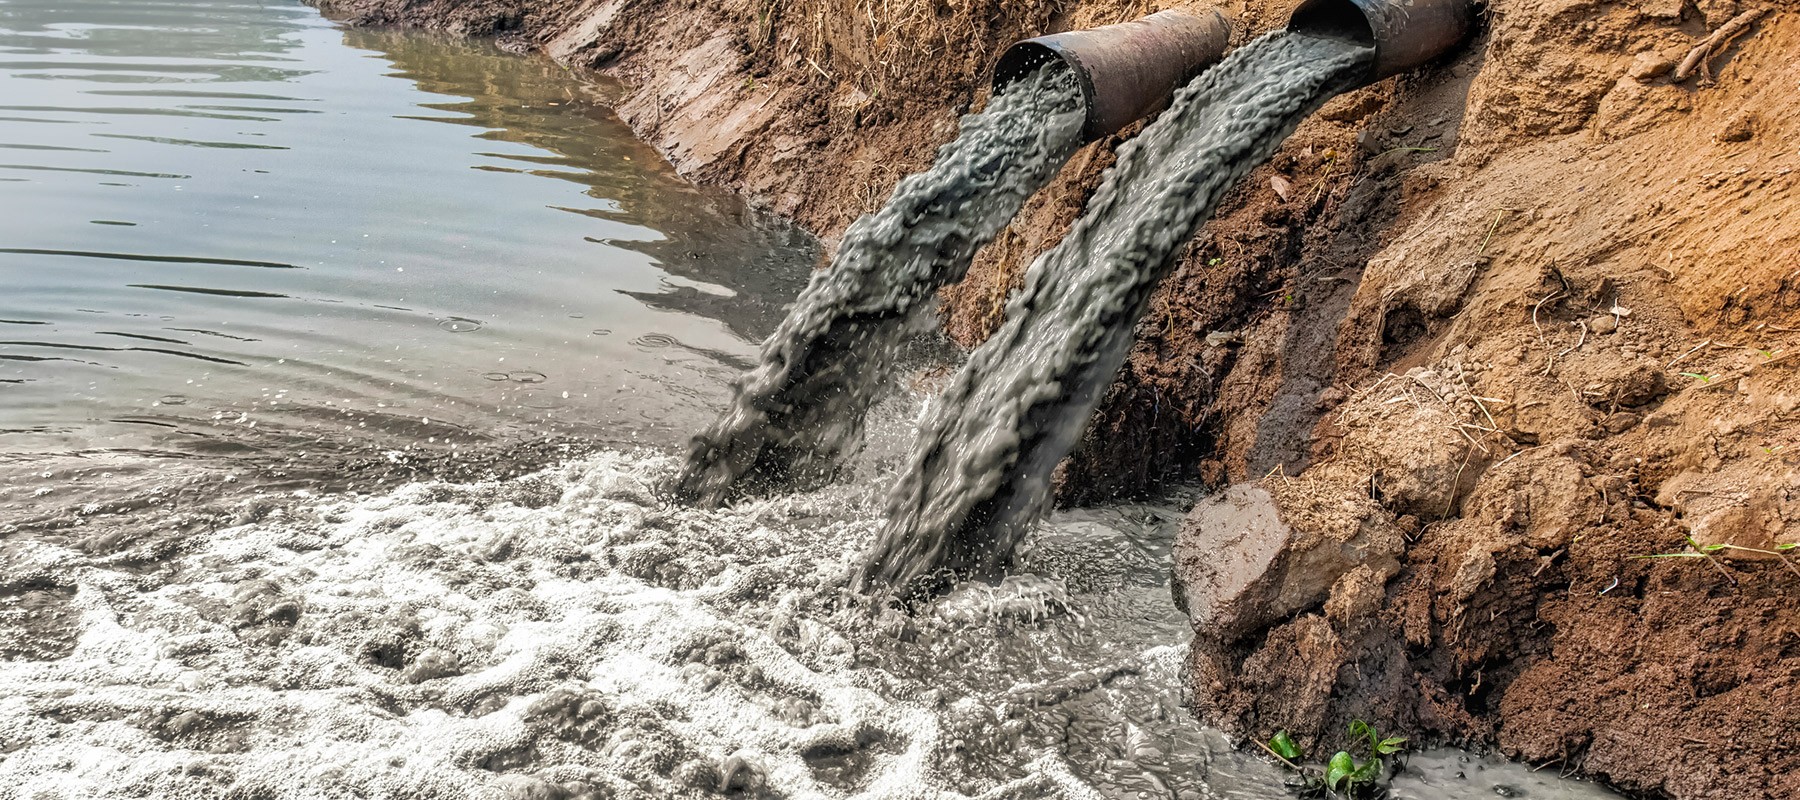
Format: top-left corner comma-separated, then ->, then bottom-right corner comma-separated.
0,0 -> 815,465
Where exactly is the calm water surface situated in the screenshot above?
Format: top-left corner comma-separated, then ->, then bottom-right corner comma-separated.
0,0 -> 813,462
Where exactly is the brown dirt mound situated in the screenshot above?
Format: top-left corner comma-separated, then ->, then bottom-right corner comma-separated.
309,0 -> 1800,796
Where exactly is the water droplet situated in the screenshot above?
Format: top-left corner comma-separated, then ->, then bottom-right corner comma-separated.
158,394 -> 189,406
591,329 -> 612,336
631,333 -> 676,348
511,371 -> 548,384
438,318 -> 483,333
481,372 -> 509,382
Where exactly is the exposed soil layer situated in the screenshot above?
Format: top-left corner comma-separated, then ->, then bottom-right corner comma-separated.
308,1 -> 1800,797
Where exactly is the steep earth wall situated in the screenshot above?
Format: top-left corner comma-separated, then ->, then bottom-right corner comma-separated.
310,0 -> 1799,797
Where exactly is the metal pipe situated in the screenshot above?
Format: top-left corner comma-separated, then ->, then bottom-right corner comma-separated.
1288,0 -> 1474,83
989,9 -> 1231,143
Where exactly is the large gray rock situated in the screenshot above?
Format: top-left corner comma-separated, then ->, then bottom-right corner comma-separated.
1174,474 -> 1403,643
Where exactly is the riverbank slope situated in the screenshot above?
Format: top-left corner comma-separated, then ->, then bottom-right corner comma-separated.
310,0 -> 1800,797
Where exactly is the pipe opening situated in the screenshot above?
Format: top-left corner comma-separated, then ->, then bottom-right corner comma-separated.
991,42 -> 1063,89
987,10 -> 1232,143
1287,0 -> 1473,82
990,41 -> 1096,132
1288,0 -> 1376,47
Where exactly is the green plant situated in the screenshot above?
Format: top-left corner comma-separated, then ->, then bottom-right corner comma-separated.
1634,536 -> 1800,580
1269,730 -> 1302,761
1261,722 -> 1406,798
1680,372 -> 1717,384
1326,720 -> 1407,795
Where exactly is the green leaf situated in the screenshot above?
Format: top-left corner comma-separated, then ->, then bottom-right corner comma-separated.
1269,730 -> 1302,761
1353,757 -> 1382,781
1778,543 -> 1798,551
1326,751 -> 1356,791
1377,736 -> 1408,755
1700,543 -> 1728,553
1348,719 -> 1379,753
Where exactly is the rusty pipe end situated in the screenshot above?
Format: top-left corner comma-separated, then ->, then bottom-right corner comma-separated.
1288,0 -> 1474,83
990,9 -> 1231,143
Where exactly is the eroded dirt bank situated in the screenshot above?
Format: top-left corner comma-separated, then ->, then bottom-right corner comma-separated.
310,0 -> 1798,797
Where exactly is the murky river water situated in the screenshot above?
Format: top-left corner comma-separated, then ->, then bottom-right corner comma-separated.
0,1 -> 1626,798
0,0 -> 813,463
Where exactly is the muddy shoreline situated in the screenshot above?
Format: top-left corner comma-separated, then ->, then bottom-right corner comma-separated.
306,1 -> 1799,797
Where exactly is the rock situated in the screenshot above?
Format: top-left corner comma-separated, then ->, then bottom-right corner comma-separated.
1580,358 -> 1667,408
1627,51 -> 1675,81
1270,174 -> 1293,201
1657,466 -> 1800,553
1323,564 -> 1390,632
1717,112 -> 1756,143
1334,379 -> 1486,518
1174,479 -> 1402,643
1588,314 -> 1618,334
1601,412 -> 1640,434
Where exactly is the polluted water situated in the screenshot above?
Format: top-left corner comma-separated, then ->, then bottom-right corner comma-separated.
0,448 -> 1622,799
674,65 -> 1085,506
865,32 -> 1372,593
0,1 -> 1630,795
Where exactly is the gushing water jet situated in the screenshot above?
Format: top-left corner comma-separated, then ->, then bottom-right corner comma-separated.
861,0 -> 1477,597
675,10 -> 1236,507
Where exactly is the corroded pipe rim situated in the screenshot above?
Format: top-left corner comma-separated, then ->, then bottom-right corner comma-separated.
990,9 -> 1232,142
1288,0 -> 1475,82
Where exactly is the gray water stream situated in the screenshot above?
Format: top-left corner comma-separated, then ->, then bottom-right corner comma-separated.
865,32 -> 1367,593
675,67 -> 1084,506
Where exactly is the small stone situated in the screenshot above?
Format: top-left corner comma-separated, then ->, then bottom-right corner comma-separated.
1589,314 -> 1619,334
1718,112 -> 1756,143
1270,174 -> 1293,201
1627,51 -> 1675,81
1602,412 -> 1641,434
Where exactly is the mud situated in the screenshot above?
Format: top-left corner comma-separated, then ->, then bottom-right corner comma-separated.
306,0 -> 1800,797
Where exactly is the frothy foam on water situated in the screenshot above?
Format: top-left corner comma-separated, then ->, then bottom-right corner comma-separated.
865,32 -> 1377,592
0,449 -> 1251,799
0,447 -> 1625,799
675,66 -> 1085,506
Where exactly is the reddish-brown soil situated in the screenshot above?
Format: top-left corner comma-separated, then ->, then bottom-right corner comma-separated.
310,0 -> 1800,797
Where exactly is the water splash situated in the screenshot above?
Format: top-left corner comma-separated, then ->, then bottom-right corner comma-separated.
862,32 -> 1377,594
0,450 -> 1255,799
674,66 -> 1085,506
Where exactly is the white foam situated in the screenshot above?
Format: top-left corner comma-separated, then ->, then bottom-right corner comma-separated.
0,450 -> 1113,799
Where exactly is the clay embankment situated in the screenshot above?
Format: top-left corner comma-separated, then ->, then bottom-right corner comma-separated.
313,0 -> 1800,797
